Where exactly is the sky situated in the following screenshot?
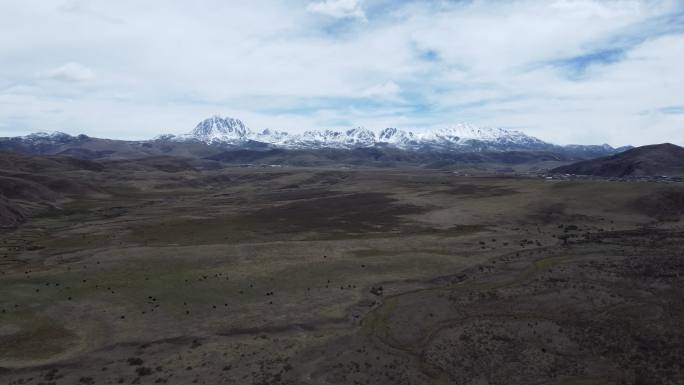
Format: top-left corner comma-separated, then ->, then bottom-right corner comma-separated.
1,0 -> 683,146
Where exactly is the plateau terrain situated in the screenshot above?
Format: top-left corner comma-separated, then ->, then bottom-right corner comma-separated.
1,146 -> 682,385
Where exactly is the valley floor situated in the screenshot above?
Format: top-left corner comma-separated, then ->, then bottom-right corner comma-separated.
1,166 -> 683,385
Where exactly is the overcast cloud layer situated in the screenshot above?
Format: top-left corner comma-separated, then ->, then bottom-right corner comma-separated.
1,0 -> 683,145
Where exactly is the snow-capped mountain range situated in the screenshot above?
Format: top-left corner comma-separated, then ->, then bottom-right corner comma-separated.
158,115 -> 595,153
2,115 -> 629,159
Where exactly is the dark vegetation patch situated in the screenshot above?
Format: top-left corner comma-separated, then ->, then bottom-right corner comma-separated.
0,152 -> 104,173
122,157 -> 201,173
254,188 -> 337,202
632,189 -> 684,221
434,225 -> 488,237
350,225 -> 487,243
527,203 -> 591,224
239,171 -> 292,180
0,195 -> 26,228
243,192 -> 425,234
154,174 -> 235,189
529,202 -> 567,224
0,176 -> 57,202
297,172 -> 352,186
217,317 -> 345,337
430,184 -> 518,198
127,193 -> 426,245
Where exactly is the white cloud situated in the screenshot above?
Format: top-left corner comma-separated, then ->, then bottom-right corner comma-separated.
306,0 -> 366,20
361,81 -> 400,98
0,0 -> 683,146
38,62 -> 95,82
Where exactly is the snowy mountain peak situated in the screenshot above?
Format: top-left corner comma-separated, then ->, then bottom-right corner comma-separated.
166,115 -> 561,152
187,116 -> 251,143
426,124 -> 516,141
24,131 -> 72,140
378,128 -> 418,147
18,131 -> 89,144
417,124 -> 548,150
343,127 -> 376,146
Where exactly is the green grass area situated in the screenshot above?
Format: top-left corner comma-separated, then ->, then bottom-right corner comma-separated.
41,233 -> 116,252
435,225 -> 489,237
0,311 -> 79,363
125,217 -> 258,246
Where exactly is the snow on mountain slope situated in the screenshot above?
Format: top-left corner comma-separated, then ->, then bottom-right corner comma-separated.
417,124 -> 550,149
254,128 -> 290,144
5,131 -> 91,146
170,116 -> 550,150
20,132 -> 81,142
377,127 -> 419,147
157,115 -> 620,154
175,116 -> 252,144
2,116 -> 629,160
285,129 -> 342,148
264,127 -> 374,149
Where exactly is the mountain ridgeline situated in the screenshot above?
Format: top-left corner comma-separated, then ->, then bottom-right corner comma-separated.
164,116 -> 628,154
552,143 -> 684,177
1,116 -> 631,165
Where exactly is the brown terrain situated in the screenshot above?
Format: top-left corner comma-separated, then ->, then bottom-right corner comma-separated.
0,151 -> 682,385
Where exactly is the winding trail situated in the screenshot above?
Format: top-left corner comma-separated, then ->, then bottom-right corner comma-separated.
360,244 -> 572,384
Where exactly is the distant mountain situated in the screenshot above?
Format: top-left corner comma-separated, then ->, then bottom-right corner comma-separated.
0,151 -> 221,228
178,116 -> 251,144
552,143 -> 684,177
0,131 -> 91,153
407,124 -> 552,151
0,115 -> 631,163
162,115 -> 629,155
0,131 -> 229,160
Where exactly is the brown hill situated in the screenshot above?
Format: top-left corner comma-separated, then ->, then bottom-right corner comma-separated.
552,143 -> 684,177
0,152 -> 106,228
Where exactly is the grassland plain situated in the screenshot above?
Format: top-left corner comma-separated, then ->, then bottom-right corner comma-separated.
1,165 -> 683,384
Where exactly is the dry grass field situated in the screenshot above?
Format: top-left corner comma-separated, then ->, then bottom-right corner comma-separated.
1,163 -> 683,385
